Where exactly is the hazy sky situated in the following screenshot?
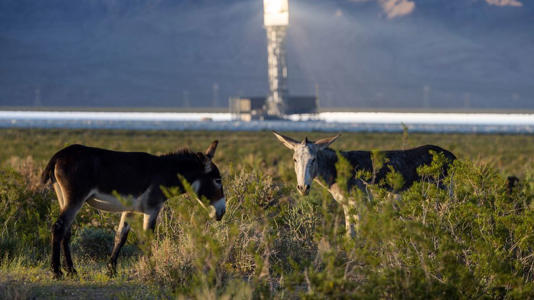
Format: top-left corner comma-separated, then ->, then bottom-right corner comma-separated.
0,0 -> 532,109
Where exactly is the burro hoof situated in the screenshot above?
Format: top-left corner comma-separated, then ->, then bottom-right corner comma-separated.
52,269 -> 64,280
106,262 -> 117,277
65,267 -> 78,278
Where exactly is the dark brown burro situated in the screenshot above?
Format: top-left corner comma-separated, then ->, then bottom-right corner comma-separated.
41,141 -> 226,279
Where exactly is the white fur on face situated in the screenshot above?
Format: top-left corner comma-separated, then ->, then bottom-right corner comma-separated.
191,180 -> 201,194
293,144 -> 318,190
211,197 -> 226,218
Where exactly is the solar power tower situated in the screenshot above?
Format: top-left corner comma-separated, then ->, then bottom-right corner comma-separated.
263,0 -> 289,117
228,0 -> 317,121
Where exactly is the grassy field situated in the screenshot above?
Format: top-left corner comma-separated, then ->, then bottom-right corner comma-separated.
1,128 -> 534,299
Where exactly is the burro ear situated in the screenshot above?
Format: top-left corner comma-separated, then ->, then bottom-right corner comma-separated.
205,140 -> 219,159
272,131 -> 299,150
315,134 -> 340,150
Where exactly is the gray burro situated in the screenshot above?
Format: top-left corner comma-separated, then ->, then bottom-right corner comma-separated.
272,131 -> 456,237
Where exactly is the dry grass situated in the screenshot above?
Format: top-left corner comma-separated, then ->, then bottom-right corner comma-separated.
1,129 -> 534,298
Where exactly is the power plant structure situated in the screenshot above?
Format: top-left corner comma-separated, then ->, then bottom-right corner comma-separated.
230,0 -> 318,121
264,0 -> 289,116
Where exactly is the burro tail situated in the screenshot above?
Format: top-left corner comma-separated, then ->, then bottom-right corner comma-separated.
41,156 -> 57,185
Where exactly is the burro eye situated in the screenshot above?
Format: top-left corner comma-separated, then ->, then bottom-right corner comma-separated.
293,158 -> 297,162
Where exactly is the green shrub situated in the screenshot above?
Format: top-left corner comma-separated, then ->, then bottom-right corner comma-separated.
0,166 -> 53,262
295,153 -> 534,298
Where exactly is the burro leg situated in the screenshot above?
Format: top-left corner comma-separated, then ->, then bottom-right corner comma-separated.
107,212 -> 134,276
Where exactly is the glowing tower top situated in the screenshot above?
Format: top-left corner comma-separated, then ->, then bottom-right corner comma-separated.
264,0 -> 289,26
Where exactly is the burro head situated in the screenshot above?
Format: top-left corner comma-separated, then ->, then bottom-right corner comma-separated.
191,141 -> 226,221
272,131 -> 339,195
